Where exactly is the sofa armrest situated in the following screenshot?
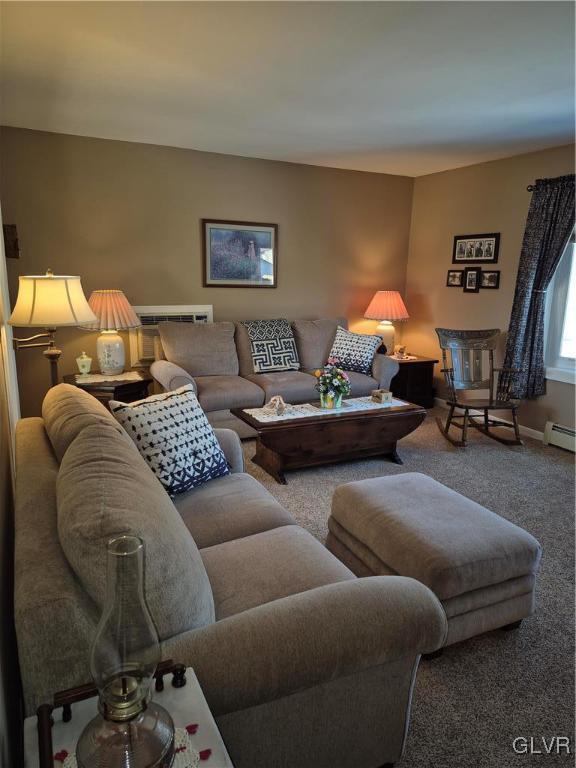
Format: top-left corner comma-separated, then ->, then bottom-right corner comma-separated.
161,576 -> 446,716
372,354 -> 399,389
214,428 -> 244,473
150,360 -> 197,393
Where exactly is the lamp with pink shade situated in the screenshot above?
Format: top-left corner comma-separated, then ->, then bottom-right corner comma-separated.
81,290 -> 141,375
364,290 -> 409,355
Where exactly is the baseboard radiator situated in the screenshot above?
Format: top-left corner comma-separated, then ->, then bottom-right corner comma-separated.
543,422 -> 576,452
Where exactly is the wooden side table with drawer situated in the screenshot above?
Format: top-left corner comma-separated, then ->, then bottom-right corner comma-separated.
390,356 -> 438,409
63,371 -> 153,408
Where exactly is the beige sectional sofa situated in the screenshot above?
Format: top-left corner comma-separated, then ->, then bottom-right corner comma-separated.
151,317 -> 399,436
15,384 -> 446,768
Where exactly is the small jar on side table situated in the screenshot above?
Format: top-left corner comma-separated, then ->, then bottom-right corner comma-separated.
63,371 -> 153,409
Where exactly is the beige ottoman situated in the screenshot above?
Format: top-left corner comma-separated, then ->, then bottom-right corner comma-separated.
326,472 -> 542,649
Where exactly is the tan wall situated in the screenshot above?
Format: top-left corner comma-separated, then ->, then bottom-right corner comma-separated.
1,127 -> 572,430
0,334 -> 15,763
402,144 -> 575,433
0,127 -> 413,416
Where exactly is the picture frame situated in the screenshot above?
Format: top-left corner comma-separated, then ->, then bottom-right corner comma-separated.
452,233 -> 500,264
463,267 -> 482,293
446,269 -> 464,287
202,219 -> 278,288
480,270 -> 500,289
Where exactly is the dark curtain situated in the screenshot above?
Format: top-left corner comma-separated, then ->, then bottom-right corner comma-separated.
504,174 -> 575,398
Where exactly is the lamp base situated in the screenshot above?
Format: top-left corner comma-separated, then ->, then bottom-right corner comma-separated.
97,331 -> 125,375
376,322 -> 395,356
43,344 -> 62,387
76,701 -> 175,768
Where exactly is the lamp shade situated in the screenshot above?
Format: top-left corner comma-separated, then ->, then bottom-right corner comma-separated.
364,290 -> 409,322
8,271 -> 97,327
81,289 -> 141,331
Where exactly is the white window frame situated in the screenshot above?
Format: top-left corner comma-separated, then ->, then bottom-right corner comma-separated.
0,203 -> 21,488
545,232 -> 576,385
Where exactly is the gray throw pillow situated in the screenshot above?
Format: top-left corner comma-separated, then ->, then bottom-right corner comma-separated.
110,385 -> 229,495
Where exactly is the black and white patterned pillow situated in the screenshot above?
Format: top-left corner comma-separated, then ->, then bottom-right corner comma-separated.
242,319 -> 300,373
110,385 -> 229,495
328,326 -> 382,375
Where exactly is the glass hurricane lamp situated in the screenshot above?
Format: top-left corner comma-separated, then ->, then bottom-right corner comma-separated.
76,535 -> 175,768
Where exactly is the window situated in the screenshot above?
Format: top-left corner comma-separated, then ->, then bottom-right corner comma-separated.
545,233 -> 576,384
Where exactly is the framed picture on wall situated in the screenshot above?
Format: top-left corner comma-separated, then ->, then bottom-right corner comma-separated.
446,269 -> 464,287
463,267 -> 482,293
202,219 -> 278,288
452,233 -> 500,264
480,270 -> 500,289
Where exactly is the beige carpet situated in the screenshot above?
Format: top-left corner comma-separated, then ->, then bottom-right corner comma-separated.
241,411 -> 575,767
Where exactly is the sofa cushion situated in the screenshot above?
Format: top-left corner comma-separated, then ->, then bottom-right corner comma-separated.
57,421 -> 215,639
291,318 -> 347,371
195,375 -> 265,412
110,385 -> 229,495
246,371 -> 318,403
159,321 -> 239,376
241,319 -> 300,373
206,409 -> 258,439
43,383 -> 127,462
174,472 -> 295,549
235,322 -> 256,376
346,371 -> 379,396
201,525 -> 355,619
329,326 -> 382,375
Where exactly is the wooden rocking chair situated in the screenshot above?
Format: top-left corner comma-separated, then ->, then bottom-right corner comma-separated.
435,328 -> 522,447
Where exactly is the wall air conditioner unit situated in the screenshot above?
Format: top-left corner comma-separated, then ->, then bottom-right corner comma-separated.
129,305 -> 213,367
543,421 -> 576,453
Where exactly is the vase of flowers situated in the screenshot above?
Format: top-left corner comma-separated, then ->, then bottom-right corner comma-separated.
314,358 -> 351,409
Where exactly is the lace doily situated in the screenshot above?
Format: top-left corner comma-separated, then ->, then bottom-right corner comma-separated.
57,727 -> 210,768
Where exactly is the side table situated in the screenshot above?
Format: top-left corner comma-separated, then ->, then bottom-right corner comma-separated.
390,356 -> 439,409
23,666 -> 235,768
63,371 -> 152,408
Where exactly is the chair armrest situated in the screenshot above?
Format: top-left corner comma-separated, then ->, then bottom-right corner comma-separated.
161,576 -> 447,716
372,354 -> 400,389
214,428 -> 244,473
150,360 -> 197,393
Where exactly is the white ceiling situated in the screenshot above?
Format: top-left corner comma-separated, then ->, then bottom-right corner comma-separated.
1,1 -> 574,177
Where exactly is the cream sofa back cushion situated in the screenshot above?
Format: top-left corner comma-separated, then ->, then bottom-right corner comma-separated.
291,318 -> 348,372
159,321 -> 239,377
57,421 -> 215,639
43,383 -> 128,462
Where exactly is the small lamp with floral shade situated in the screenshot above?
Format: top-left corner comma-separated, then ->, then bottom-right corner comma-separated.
81,289 -> 141,375
364,290 -> 409,355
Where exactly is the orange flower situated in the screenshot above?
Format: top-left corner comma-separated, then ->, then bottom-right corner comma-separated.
313,369 -> 322,377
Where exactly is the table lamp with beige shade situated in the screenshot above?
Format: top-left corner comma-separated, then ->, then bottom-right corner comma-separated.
8,269 -> 97,387
364,290 -> 409,355
81,289 -> 141,375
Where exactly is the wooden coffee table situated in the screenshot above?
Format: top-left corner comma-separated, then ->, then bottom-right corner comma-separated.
232,398 -> 426,484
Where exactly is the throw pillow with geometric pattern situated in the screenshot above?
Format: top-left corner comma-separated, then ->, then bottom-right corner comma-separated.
110,385 -> 229,496
242,318 -> 300,373
328,326 -> 382,375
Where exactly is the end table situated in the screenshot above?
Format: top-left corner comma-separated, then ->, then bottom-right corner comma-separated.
390,356 -> 439,408
63,371 -> 153,408
23,665 -> 235,768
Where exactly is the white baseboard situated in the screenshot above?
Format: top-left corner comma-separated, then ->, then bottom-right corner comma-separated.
433,398 -> 544,442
